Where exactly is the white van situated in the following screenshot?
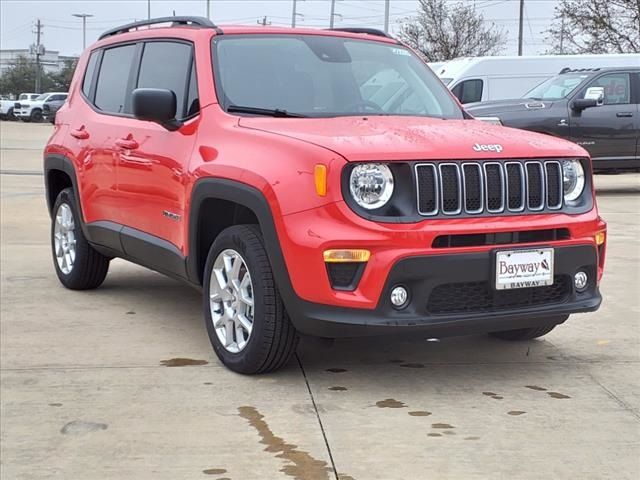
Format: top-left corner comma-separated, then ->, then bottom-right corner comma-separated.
437,54 -> 640,103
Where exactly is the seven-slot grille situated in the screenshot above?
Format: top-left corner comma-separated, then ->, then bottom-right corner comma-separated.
415,160 -> 563,216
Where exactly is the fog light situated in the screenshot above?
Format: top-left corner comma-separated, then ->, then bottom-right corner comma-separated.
574,271 -> 588,291
390,286 -> 409,308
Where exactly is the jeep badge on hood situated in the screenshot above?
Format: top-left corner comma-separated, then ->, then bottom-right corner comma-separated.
473,143 -> 503,153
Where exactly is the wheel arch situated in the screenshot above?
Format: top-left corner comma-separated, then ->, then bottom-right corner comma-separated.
187,179 -> 296,307
44,154 -> 84,224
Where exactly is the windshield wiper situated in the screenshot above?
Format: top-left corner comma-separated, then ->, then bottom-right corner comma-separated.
227,105 -> 307,118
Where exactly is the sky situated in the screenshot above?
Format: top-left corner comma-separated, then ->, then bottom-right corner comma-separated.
1,0 -> 559,57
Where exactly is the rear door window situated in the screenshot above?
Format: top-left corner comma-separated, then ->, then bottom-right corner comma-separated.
94,44 -> 137,114
136,41 -> 193,119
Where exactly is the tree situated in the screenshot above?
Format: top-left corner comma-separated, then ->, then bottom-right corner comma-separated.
47,58 -> 78,92
0,56 -> 77,97
0,55 -> 38,97
545,0 -> 640,54
397,0 -> 506,62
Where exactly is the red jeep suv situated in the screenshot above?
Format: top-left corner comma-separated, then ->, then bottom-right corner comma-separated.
44,17 -> 606,373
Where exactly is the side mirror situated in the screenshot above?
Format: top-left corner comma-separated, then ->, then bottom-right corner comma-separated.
573,86 -> 605,111
132,88 -> 182,131
572,98 -> 598,111
584,86 -> 605,105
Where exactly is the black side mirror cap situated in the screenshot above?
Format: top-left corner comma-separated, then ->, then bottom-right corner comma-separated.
132,88 -> 182,131
571,98 -> 598,111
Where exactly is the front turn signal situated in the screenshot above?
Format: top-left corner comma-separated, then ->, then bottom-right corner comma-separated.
323,249 -> 370,263
595,231 -> 606,246
314,164 -> 327,197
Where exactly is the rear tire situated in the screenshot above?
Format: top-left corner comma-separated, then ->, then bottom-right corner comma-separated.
203,225 -> 299,374
490,317 -> 567,341
51,188 -> 110,290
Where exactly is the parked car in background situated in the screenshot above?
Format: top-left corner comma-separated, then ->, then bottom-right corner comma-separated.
466,67 -> 640,170
438,54 -> 640,104
15,92 -> 68,122
43,95 -> 68,123
1,98 -> 17,120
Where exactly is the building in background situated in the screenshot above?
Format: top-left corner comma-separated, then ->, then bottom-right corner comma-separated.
0,49 -> 77,76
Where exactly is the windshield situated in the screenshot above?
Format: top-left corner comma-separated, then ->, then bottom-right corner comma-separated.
523,73 -> 590,100
213,35 -> 462,119
35,94 -> 48,101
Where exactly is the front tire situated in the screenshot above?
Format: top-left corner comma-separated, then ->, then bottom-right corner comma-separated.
51,188 -> 110,290
490,317 -> 567,341
203,225 -> 299,374
30,109 -> 43,122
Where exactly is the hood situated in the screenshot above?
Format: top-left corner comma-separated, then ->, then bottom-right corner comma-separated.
465,98 -> 554,116
238,116 -> 585,162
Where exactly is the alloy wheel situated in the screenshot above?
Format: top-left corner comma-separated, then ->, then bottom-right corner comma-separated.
54,203 -> 76,274
209,249 -> 255,353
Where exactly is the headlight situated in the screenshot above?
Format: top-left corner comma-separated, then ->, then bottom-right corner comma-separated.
349,163 -> 394,210
561,159 -> 585,202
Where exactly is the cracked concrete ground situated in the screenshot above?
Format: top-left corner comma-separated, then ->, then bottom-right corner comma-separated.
1,121 -> 639,479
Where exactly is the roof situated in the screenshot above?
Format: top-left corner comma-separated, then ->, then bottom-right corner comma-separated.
96,16 -> 398,46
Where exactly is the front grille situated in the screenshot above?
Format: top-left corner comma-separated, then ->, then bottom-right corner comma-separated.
427,275 -> 571,314
415,160 -> 564,216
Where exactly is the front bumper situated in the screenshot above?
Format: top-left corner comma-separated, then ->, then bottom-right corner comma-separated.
287,244 -> 601,337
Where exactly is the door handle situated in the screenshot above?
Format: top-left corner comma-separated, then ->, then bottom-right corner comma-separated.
70,127 -> 89,140
616,112 -> 633,117
115,137 -> 139,150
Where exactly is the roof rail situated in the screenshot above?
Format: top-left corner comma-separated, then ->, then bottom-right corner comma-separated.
327,27 -> 393,39
99,16 -> 217,40
559,67 -> 601,74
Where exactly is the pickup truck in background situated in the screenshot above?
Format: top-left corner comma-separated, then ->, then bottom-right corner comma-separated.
14,92 -> 68,122
466,67 -> 640,171
1,93 -> 39,120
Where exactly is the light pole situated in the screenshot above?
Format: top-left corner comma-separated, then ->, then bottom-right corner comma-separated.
206,0 -> 210,19
72,13 -> 93,50
329,0 -> 337,28
292,0 -> 304,27
383,0 -> 390,33
517,0 -> 524,56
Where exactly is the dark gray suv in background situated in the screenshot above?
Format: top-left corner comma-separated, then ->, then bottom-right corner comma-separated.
466,67 -> 640,170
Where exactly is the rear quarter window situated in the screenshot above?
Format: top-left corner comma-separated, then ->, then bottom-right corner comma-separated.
82,51 -> 100,98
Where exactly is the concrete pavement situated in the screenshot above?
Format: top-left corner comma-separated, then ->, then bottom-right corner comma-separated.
1,121 -> 639,479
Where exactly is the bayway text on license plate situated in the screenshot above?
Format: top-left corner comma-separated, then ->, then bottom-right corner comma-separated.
495,248 -> 554,290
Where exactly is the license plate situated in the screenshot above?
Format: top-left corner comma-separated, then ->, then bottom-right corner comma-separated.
495,248 -> 554,290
